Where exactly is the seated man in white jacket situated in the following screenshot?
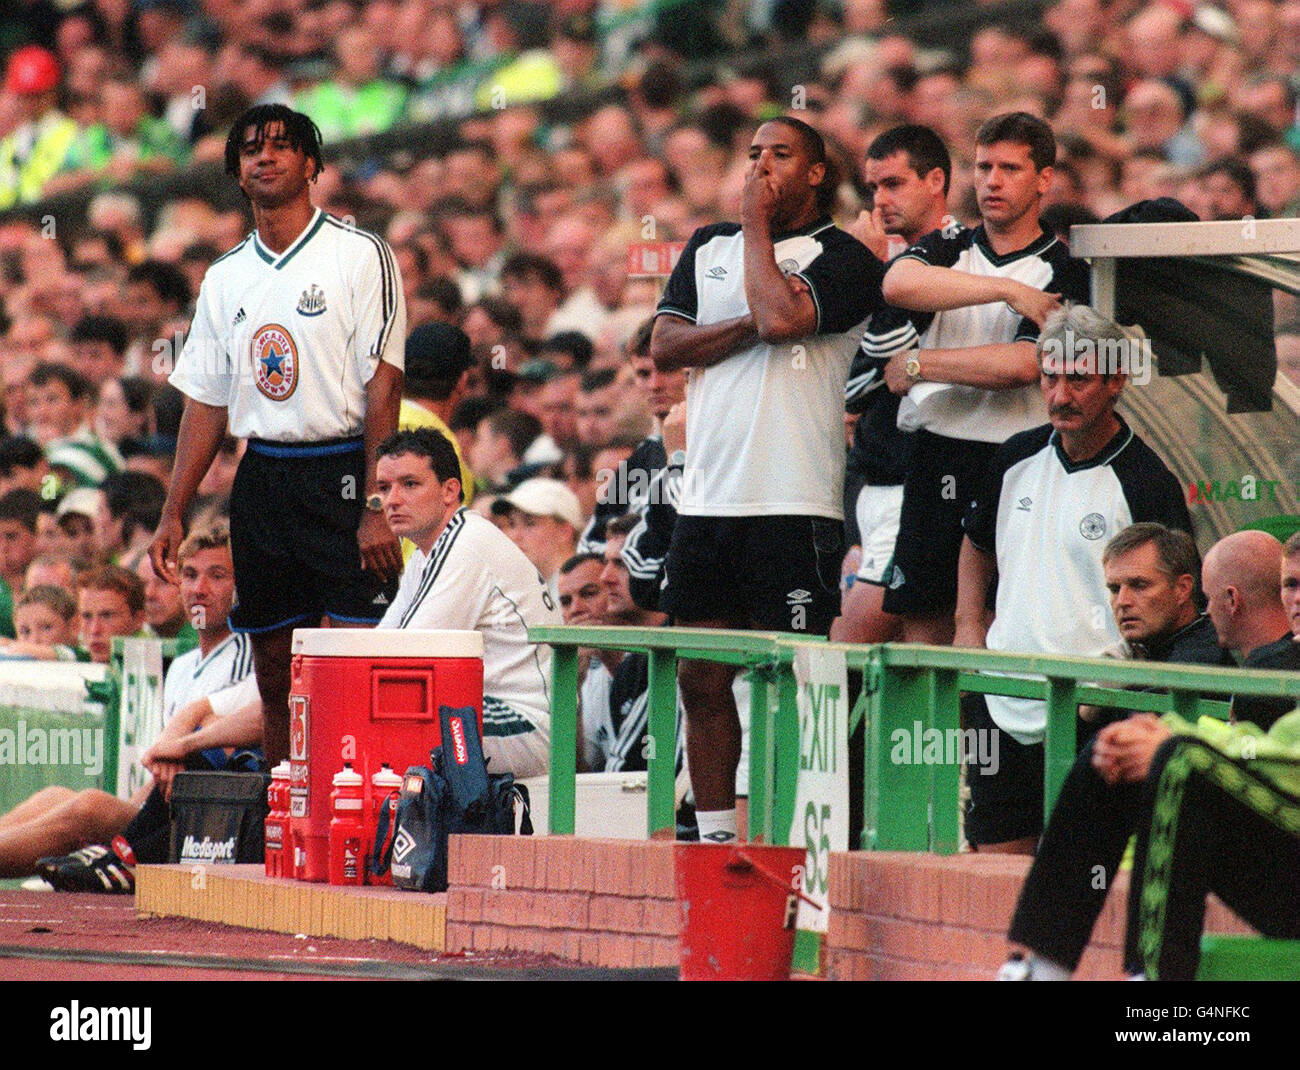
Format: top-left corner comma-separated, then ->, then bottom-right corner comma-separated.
2,522 -> 260,889
375,428 -> 561,778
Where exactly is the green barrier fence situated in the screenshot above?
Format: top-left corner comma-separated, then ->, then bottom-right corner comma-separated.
0,661 -> 110,816
530,627 -> 1300,853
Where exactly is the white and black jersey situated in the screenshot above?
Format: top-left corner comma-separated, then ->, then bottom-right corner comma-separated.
890,224 -> 1089,444
170,208 -> 406,442
379,508 -> 561,744
844,219 -> 965,488
581,653 -> 685,774
964,417 -> 1192,743
161,632 -> 256,728
655,217 -> 886,519
622,454 -> 682,613
577,435 -> 667,554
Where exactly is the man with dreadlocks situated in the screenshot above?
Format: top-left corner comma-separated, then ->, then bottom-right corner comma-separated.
151,104 -> 406,766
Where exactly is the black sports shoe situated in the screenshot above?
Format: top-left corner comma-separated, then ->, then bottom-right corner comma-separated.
40,839 -> 136,894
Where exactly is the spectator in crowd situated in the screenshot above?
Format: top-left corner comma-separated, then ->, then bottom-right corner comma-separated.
496,477 -> 584,597
997,522 -> 1233,980
398,322 -> 476,503
651,116 -> 885,844
956,305 -> 1191,853
1249,142 -> 1300,217
56,491 -> 99,560
535,370 -> 582,457
0,489 -> 41,638
470,407 -> 541,491
2,359 -> 36,438
194,436 -> 242,501
25,553 -> 79,597
500,252 -> 567,344
27,362 -> 123,488
76,564 -> 146,664
293,23 -> 407,143
97,471 -> 167,564
579,317 -> 684,554
1198,157 -> 1261,221
94,376 -> 154,451
120,260 -> 191,376
68,316 -> 129,387
132,550 -> 194,644
374,428 -> 560,777
50,75 -> 187,192
0,46 -> 77,209
0,436 -> 48,497
878,112 -> 1089,645
14,524 -> 258,891
0,584 -> 79,660
833,123 -> 956,645
574,367 -> 621,449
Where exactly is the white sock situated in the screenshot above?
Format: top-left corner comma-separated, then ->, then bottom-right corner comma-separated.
1028,954 -> 1071,981
696,809 -> 737,843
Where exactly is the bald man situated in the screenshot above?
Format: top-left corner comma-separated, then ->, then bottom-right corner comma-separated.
999,529 -> 1299,980
1198,529 -> 1299,727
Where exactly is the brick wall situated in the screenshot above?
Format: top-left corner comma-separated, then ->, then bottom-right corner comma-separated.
825,852 -> 1254,981
445,836 -> 680,968
443,838 -> 1255,977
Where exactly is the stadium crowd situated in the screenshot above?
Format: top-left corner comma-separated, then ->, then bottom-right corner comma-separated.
0,0 -> 1295,967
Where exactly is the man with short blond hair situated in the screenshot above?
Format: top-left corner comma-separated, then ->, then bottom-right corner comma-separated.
5,524 -> 256,889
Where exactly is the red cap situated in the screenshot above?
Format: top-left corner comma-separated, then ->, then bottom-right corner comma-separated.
5,46 -> 60,96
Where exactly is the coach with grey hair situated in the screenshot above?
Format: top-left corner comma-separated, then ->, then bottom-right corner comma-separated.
954,304 -> 1192,855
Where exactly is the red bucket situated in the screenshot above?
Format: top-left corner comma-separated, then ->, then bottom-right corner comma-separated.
675,843 -> 809,981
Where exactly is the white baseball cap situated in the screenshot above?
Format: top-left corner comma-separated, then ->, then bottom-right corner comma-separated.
499,477 -> 584,531
56,487 -> 100,521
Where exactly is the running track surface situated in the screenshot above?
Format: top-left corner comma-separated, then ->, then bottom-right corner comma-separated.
0,891 -> 671,981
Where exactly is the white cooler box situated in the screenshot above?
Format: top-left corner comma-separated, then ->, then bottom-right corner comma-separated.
518,772 -> 649,838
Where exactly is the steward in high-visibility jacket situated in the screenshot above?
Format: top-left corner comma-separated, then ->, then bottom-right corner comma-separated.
0,109 -> 79,209
0,47 -> 77,210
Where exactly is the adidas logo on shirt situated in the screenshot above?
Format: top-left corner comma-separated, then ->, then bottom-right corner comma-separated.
372,592 -> 389,605
232,307 -> 245,326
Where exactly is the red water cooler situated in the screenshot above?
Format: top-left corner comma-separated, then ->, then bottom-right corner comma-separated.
287,628 -> 484,882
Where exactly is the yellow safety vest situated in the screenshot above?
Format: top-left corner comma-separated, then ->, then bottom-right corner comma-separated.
0,112 -> 78,210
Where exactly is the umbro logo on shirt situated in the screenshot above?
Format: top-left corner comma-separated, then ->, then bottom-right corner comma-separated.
705,266 -> 728,279
786,589 -> 813,606
1016,497 -> 1033,511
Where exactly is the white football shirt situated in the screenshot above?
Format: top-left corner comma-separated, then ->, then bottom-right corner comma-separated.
655,219 -> 886,519
161,632 -> 256,730
378,509 -> 561,744
170,208 -> 406,442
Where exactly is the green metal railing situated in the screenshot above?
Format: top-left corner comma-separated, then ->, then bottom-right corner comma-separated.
93,636 -> 189,797
531,627 -> 1300,853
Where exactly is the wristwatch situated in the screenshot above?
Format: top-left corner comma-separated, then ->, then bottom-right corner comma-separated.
905,354 -> 922,381
365,494 -> 384,512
